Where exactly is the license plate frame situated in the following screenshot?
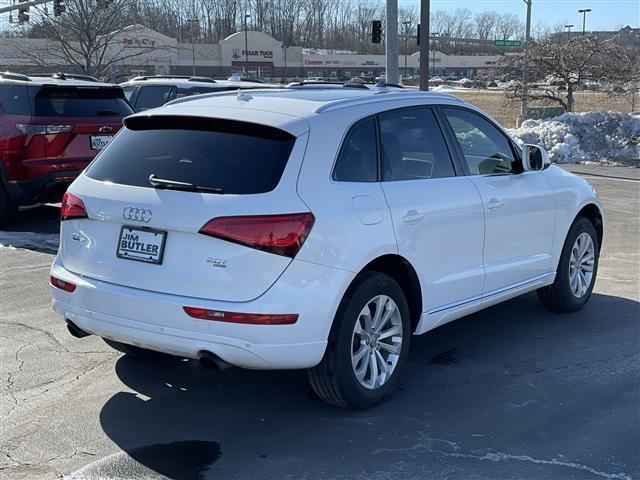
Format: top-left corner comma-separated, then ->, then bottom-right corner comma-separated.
116,226 -> 167,265
90,134 -> 113,150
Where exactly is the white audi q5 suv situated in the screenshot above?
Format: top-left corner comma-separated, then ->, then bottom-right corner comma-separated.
51,86 -> 603,408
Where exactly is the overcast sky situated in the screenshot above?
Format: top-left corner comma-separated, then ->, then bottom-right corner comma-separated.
401,0 -> 639,31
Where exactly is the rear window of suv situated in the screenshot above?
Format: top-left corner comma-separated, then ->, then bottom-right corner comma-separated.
34,87 -> 132,117
85,116 -> 296,195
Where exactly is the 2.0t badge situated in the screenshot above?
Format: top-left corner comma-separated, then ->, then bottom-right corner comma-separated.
123,206 -> 152,223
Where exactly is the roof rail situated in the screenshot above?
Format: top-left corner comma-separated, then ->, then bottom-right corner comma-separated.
286,80 -> 370,89
315,90 -> 462,114
187,76 -> 217,83
1,71 -> 31,81
129,75 -> 217,83
30,72 -> 99,82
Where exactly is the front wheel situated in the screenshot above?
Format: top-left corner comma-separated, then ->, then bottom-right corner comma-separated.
308,272 -> 411,409
537,217 -> 600,312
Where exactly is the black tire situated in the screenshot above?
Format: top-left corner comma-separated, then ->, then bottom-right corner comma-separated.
537,217 -> 600,312
307,272 -> 411,409
103,338 -> 157,357
0,183 -> 18,227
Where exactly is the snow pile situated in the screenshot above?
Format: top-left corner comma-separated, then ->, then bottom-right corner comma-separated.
508,111 -> 640,164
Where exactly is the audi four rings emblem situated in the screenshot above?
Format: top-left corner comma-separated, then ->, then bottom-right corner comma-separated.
123,207 -> 152,223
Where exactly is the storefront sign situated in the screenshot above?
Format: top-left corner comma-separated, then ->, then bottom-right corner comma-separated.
123,37 -> 157,48
233,49 -> 273,59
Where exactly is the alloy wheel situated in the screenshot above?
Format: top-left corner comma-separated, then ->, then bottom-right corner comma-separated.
569,232 -> 595,298
351,295 -> 403,390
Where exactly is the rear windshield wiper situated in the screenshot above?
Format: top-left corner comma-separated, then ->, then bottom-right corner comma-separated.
149,174 -> 224,194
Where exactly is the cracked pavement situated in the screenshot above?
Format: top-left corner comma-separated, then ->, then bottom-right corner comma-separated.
1,165 -> 638,479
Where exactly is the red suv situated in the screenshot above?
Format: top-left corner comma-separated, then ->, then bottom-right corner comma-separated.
0,72 -> 133,224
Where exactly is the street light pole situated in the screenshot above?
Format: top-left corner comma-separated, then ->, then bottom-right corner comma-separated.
244,13 -> 251,75
578,9 -> 591,35
282,44 -> 288,83
431,32 -> 439,77
565,24 -> 574,41
187,18 -> 199,76
419,0 -> 430,91
402,20 -> 410,81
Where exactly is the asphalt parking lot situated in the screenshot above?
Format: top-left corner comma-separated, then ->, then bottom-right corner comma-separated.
1,164 -> 638,480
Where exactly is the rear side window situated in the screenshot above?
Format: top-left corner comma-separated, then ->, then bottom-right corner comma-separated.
121,85 -> 135,102
379,107 -> 455,180
86,116 -> 296,195
34,87 -> 132,117
0,85 -> 31,115
134,85 -> 176,111
332,118 -> 378,182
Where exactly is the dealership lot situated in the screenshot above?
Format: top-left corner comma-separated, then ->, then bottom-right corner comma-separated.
1,165 -> 638,480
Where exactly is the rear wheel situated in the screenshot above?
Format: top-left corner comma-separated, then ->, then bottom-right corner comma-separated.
103,338 -> 157,357
308,272 -> 411,409
0,183 -> 18,227
537,217 -> 599,312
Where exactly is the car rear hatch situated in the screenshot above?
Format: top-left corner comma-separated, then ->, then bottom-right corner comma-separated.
58,114 -> 311,302
32,85 -> 131,165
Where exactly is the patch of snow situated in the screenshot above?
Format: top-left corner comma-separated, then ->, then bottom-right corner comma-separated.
0,231 -> 59,253
508,111 -> 640,164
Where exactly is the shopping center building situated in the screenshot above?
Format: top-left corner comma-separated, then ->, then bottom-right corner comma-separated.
0,25 -> 504,81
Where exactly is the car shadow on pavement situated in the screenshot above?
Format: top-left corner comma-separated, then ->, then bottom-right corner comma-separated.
0,204 -> 60,254
92,291 -> 639,480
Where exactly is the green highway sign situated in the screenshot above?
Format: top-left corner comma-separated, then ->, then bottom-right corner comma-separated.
494,39 -> 522,47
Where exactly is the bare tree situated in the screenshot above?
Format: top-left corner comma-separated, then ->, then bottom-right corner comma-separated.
502,35 -> 640,112
19,0 -> 165,79
496,13 -> 521,40
474,11 -> 499,40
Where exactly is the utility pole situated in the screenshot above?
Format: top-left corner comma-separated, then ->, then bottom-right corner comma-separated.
519,0 -> 532,124
578,8 -> 591,35
402,20 -> 410,80
419,0 -> 430,90
386,0 -> 399,84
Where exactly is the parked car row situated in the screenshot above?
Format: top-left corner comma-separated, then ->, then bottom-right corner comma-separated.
0,72 -> 277,224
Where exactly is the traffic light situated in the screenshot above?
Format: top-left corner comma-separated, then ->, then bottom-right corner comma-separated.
372,20 -> 382,44
417,24 -> 420,46
18,0 -> 29,24
53,0 -> 66,16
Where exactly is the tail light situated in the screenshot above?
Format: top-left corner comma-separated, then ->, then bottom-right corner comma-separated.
60,192 -> 87,221
50,275 -> 76,293
15,124 -> 74,135
199,213 -> 315,258
183,307 -> 298,325
15,124 -> 74,148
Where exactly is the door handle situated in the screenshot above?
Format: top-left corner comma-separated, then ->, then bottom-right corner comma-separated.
486,198 -> 504,211
402,210 -> 424,224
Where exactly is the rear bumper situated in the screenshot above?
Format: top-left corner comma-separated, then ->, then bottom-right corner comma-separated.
50,255 -> 354,369
4,170 -> 82,205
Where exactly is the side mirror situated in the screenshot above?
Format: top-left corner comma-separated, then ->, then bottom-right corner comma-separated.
522,144 -> 551,171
